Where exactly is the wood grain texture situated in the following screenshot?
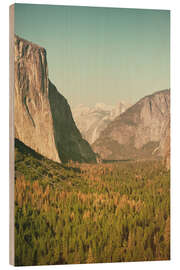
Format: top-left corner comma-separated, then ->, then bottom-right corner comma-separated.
9,4 -> 14,266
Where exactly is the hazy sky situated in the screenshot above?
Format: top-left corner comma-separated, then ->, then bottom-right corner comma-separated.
15,4 -> 170,107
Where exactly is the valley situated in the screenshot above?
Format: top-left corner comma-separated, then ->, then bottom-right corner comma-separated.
15,139 -> 170,265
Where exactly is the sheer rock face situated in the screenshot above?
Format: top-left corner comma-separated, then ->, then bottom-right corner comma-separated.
14,35 -> 60,163
92,90 -> 170,161
14,35 -> 96,163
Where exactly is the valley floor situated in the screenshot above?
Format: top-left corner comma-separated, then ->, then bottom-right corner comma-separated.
14,140 -> 170,265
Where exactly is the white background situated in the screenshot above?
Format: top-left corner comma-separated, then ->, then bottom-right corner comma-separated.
0,0 -> 180,269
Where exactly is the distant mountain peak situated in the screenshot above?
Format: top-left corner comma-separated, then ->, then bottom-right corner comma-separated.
72,101 -> 132,144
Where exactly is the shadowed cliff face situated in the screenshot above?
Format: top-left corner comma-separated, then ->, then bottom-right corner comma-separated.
14,35 -> 96,163
93,90 -> 170,161
48,80 -> 97,163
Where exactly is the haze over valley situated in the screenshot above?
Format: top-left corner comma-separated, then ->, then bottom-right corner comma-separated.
72,101 -> 132,144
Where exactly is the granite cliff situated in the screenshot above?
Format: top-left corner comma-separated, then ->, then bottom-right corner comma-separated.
92,89 -> 170,162
14,35 -> 96,163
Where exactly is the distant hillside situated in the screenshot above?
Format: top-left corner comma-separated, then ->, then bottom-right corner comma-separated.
92,89 -> 170,161
72,102 -> 131,144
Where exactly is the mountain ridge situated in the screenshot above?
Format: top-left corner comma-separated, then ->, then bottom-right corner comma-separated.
92,89 -> 170,162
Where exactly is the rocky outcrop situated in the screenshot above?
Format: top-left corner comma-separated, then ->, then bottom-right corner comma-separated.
14,35 -> 96,163
92,90 -> 170,161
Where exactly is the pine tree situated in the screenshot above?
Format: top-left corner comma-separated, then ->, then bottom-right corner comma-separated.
87,247 -> 94,264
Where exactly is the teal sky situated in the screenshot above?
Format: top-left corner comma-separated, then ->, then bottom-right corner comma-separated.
15,4 -> 170,107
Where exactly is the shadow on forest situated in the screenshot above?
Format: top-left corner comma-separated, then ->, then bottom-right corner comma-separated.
15,138 -> 81,174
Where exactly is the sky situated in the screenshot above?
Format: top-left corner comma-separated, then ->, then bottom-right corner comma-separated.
15,4 -> 170,107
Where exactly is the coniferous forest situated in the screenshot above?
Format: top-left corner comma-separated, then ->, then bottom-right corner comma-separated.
15,139 -> 170,266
